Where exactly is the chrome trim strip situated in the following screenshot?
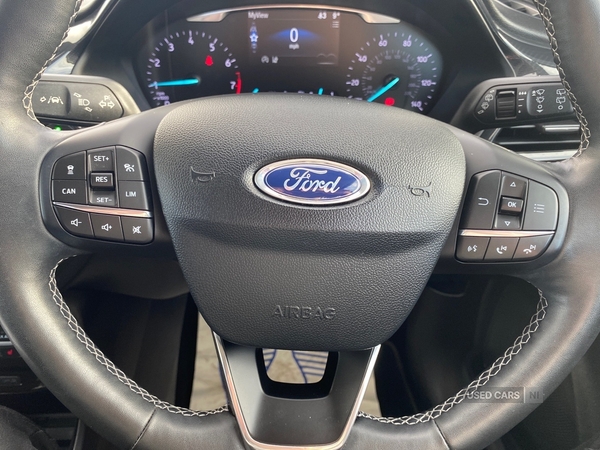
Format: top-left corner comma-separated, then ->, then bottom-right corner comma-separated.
214,333 -> 380,450
0,341 -> 13,347
254,158 -> 371,206
188,5 -> 400,24
518,150 -> 577,162
539,124 -> 580,134
460,229 -> 554,238
53,202 -> 152,218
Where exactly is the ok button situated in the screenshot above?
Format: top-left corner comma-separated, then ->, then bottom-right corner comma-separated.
499,197 -> 524,215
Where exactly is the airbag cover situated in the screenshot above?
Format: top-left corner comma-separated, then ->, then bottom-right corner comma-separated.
154,95 -> 465,350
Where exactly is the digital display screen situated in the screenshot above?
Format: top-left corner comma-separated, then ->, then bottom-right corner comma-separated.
248,9 -> 341,66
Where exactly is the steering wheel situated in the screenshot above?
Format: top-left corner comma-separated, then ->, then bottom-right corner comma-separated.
0,0 -> 597,448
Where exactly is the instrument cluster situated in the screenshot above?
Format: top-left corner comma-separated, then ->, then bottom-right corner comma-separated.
136,6 -> 444,113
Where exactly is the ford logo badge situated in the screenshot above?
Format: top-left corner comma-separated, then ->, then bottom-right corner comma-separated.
254,159 -> 371,205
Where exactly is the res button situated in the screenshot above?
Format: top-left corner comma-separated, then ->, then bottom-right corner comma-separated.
89,172 -> 114,190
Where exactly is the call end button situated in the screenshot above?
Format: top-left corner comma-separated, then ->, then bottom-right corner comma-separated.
513,235 -> 553,261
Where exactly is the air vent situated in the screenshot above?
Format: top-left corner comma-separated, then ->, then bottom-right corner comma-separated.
500,0 -> 540,18
489,121 -> 579,161
475,0 -> 555,71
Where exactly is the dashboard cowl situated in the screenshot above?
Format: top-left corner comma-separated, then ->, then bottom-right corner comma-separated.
153,94 -> 466,351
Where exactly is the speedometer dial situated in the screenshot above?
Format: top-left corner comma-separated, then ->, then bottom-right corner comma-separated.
345,30 -> 442,113
145,30 -> 241,107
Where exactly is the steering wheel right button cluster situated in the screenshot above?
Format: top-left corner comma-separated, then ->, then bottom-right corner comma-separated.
457,170 -> 558,263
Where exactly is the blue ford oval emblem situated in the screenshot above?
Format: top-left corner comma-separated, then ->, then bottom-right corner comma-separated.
254,159 -> 371,205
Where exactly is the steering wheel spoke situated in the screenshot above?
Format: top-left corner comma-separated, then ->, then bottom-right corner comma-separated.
214,335 -> 379,449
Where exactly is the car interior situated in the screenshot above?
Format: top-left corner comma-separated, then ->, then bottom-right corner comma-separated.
2,0 -> 600,449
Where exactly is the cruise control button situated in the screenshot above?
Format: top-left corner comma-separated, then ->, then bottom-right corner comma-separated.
89,172 -> 114,190
122,217 -> 153,244
52,180 -> 87,204
494,214 -> 521,230
460,171 -> 501,229
53,151 -> 86,180
118,181 -> 150,210
55,207 -> 94,238
513,235 -> 553,261
484,238 -> 519,261
456,236 -> 490,262
89,190 -> 117,207
500,173 -> 527,199
116,147 -> 147,181
90,214 -> 124,242
88,147 -> 115,172
523,181 -> 558,231
499,197 -> 523,215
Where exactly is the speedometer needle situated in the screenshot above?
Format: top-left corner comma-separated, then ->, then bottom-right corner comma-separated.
149,78 -> 199,88
367,77 -> 400,102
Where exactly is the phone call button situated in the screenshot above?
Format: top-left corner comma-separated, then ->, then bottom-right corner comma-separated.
484,238 -> 519,261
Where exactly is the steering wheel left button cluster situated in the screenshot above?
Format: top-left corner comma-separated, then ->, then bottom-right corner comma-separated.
51,147 -> 153,244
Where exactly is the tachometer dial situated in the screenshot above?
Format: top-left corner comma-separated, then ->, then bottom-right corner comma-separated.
345,30 -> 442,113
145,30 -> 241,107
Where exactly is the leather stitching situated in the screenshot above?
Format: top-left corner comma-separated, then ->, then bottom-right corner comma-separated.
22,0 -> 83,124
532,0 -> 590,157
49,258 -> 228,417
358,289 -> 548,425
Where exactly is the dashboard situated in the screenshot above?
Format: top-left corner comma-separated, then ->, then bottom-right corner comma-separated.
134,6 -> 444,113
42,0 -> 524,128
